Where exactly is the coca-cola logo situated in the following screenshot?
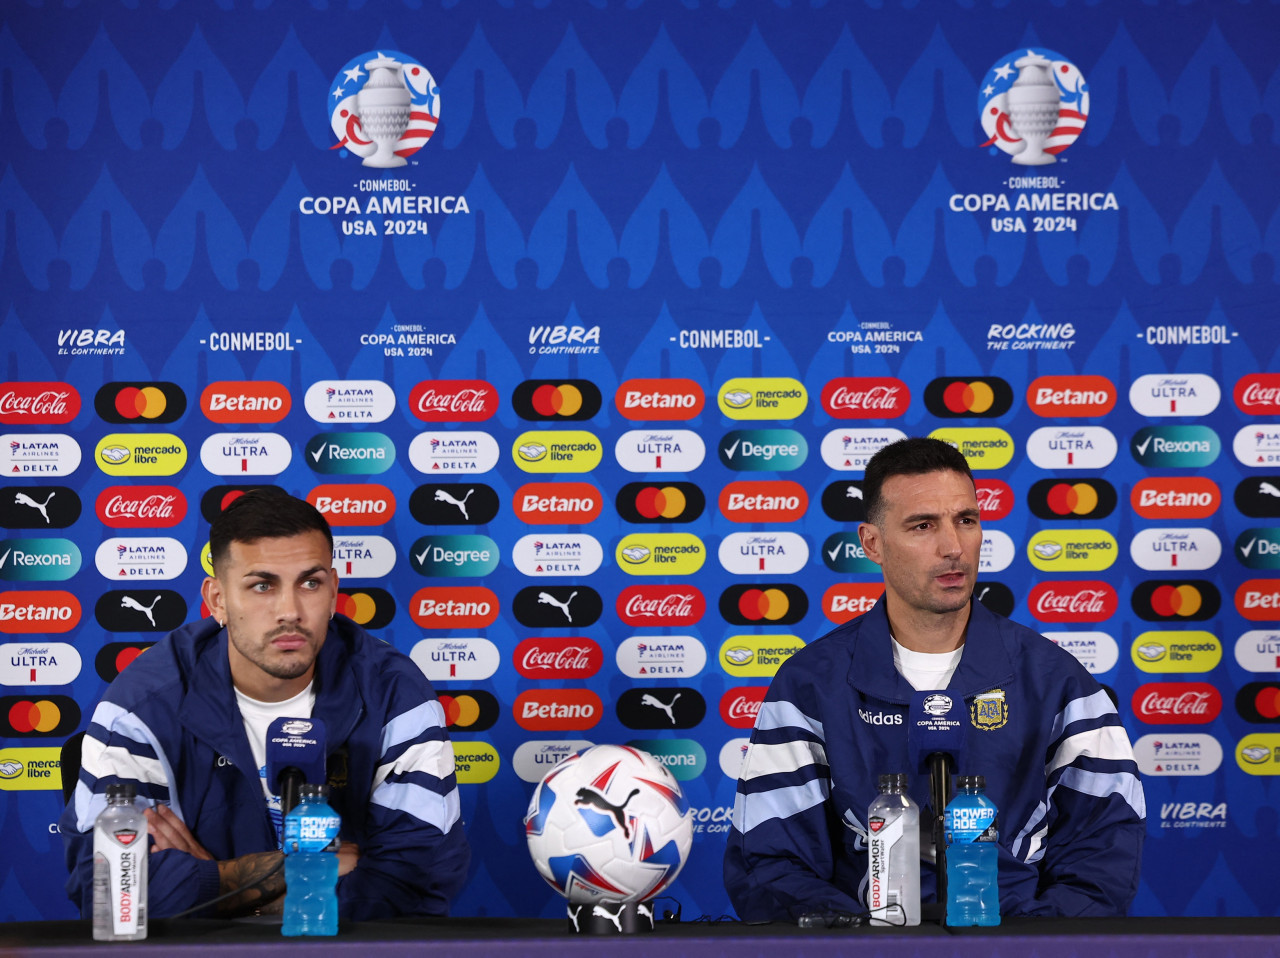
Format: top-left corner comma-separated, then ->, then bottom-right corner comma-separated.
1235,374 -> 1280,414
820,378 -> 909,418
1132,683 -> 1222,724
408,380 -> 498,422
513,638 -> 602,679
95,486 -> 187,528
720,687 -> 766,728
0,383 -> 80,424
1028,581 -> 1118,623
974,480 -> 1014,521
616,586 -> 705,626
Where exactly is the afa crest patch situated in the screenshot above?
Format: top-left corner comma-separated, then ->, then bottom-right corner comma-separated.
970,689 -> 1008,730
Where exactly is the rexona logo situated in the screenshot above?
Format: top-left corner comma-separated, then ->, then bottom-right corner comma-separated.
820,428 -> 908,471
307,484 -> 395,526
0,746 -> 63,791
614,430 -> 707,473
721,687 -> 767,729
1236,734 -> 1280,775
1236,631 -> 1280,673
1129,374 -> 1221,417
1131,581 -> 1220,622
719,430 -> 807,472
95,643 -> 154,682
199,485 -> 285,522
974,480 -> 1014,521
717,378 -> 807,419
94,382 -> 186,424
95,538 -> 187,581
626,738 -> 707,781
513,482 -> 602,525
617,586 -> 704,628
0,591 -> 81,634
1233,425 -> 1280,468
615,482 -> 705,524
96,486 -> 186,528
1026,376 -> 1115,417
1235,683 -> 1280,723
513,740 -> 594,783
331,536 -> 396,578
1130,528 -> 1221,572
0,383 -> 79,424
1131,632 -> 1222,673
409,483 -> 500,526
615,637 -> 707,679
820,378 -> 909,419
723,584 -> 810,626
410,638 -> 500,682
1236,580 -> 1280,620
821,586 -> 887,631
1026,530 -> 1117,572
1044,632 -> 1119,675
513,638 -> 603,680
929,428 -> 1014,470
305,432 -> 394,475
719,481 -> 807,523
617,687 -> 706,730
820,533 -> 879,575
616,533 -> 706,576
303,381 -> 395,423
1027,582 -> 1117,623
512,535 -> 603,576
514,690 -> 602,731
408,432 -> 500,475
721,532 -> 809,575
720,635 -> 805,678
1026,479 -> 1116,520
96,434 -> 187,477
408,380 -> 498,422
1133,734 -> 1223,777
0,486 -> 81,529
0,642 -> 81,686
1236,528 -> 1280,571
822,480 -> 866,522
199,434 -> 292,476
512,431 -> 602,473
515,585 -> 603,628
408,535 -> 499,578
452,742 -> 501,785
0,539 -> 81,582
336,588 -> 395,630
1235,374 -> 1280,415
200,382 -> 290,423
1132,683 -> 1221,724
511,380 -> 602,421
616,379 -> 704,420
923,378 -> 1013,418
96,589 -> 187,633
438,693 -> 499,733
0,696 -> 80,738
1131,426 -> 1221,468
1132,477 -> 1220,519
410,587 -> 499,629
1025,427 -> 1117,469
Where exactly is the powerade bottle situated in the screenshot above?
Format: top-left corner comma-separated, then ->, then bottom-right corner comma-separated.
282,783 -> 341,937
944,775 -> 1000,926
866,773 -> 921,926
92,783 -> 148,941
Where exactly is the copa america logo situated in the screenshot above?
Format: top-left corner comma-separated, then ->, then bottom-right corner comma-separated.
978,48 -> 1088,165
328,50 -> 440,168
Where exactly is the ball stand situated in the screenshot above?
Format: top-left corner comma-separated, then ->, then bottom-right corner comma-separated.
566,900 -> 655,935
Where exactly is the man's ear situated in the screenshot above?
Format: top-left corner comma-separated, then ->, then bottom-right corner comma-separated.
201,575 -> 225,626
857,522 -> 885,567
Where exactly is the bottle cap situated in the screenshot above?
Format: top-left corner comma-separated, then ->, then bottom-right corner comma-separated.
299,783 -> 330,800
957,775 -> 986,790
104,783 -> 136,802
877,773 -> 908,792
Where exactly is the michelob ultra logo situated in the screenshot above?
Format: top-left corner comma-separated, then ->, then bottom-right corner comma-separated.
408,380 -> 498,422
511,380 -> 602,421
331,536 -> 396,578
307,484 -> 396,525
719,481 -> 807,523
820,428 -> 907,471
822,583 -> 884,624
513,482 -> 602,524
923,378 -> 1013,418
819,378 -> 909,419
624,738 -> 706,781
0,591 -> 81,633
409,535 -> 499,578
200,434 -> 292,476
304,381 -> 396,423
0,642 -> 81,686
0,383 -> 79,424
821,532 -> 879,574
452,742 -> 500,784
512,431 -> 602,473
0,747 -> 62,791
717,378 -> 807,419
1130,528 -> 1221,572
513,740 -> 594,783
1235,374 -> 1280,415
1237,580 -> 1280,620
614,430 -> 706,473
95,382 -> 186,424
1234,425 -> 1280,468
720,532 -> 809,575
1235,631 -> 1280,672
722,584 -> 810,626
410,638 -> 501,682
1129,374 -> 1221,417
96,434 -> 187,476
928,428 -> 1014,470
1131,426 -> 1220,468
1236,734 -> 1280,775
0,539 -> 81,581
411,587 -> 500,629
718,430 -> 807,471
1026,376 -> 1116,417
1026,479 -> 1116,520
96,538 -> 187,580
1131,581 -> 1221,621
615,482 -> 705,524
1131,632 -> 1222,673
615,379 -> 704,420
305,432 -> 395,475
335,588 -> 395,630
1236,529 -> 1280,570
1025,427 -> 1117,469
616,534 -> 706,576
200,381 -> 291,423
2,434 -> 81,477
1026,530 -> 1117,571
1131,477 -> 1220,519
720,635 -> 805,678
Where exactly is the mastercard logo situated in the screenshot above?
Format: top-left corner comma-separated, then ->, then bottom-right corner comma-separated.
737,588 -> 796,622
923,378 -> 1014,418
94,643 -> 155,682
1027,479 -> 1117,520
614,482 -> 705,524
95,382 -> 186,424
511,380 -> 602,421
1236,684 -> 1280,723
199,485 -> 285,523
719,584 -> 808,626
1131,581 -> 1220,621
1,695 -> 79,737
336,588 -> 396,630
437,690 -> 499,732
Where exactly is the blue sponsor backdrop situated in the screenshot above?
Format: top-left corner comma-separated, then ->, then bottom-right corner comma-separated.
1,0 -> 1278,922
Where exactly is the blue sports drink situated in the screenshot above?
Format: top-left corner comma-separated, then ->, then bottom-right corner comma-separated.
944,775 -> 999,926
282,784 -> 341,937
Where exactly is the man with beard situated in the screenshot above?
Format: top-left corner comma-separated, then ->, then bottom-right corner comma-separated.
725,438 -> 1144,921
62,490 -> 469,919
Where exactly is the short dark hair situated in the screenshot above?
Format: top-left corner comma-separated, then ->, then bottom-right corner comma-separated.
862,438 -> 974,526
208,489 -> 333,573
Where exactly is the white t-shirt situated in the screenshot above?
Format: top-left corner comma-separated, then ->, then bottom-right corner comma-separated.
234,682 -> 316,839
891,637 -> 963,692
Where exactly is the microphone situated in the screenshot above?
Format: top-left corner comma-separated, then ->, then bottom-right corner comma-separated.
265,717 -> 328,817
905,691 -> 966,919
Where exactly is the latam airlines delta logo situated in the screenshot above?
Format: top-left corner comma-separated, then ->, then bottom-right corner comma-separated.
329,51 -> 439,168
979,48 -> 1088,165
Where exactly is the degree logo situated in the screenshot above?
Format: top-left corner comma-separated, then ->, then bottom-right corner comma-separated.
511,380 -> 602,421
304,381 -> 395,424
821,583 -> 883,624
616,534 -> 706,576
1,433 -> 81,478
451,742 -> 500,785
820,378 -> 909,419
1026,376 -> 1115,417
0,591 -> 81,634
408,535 -> 499,578
719,481 -> 807,523
615,482 -> 704,524
722,584 -> 811,626
328,50 -> 439,167
0,642 -> 81,686
615,636 -> 707,679
1235,374 -> 1280,415
437,692 -> 499,733
409,380 -> 498,422
821,480 -> 866,522
305,432 -> 395,475
1129,374 -> 1221,417
514,690 -> 603,731
1130,528 -> 1221,572
94,643 -> 154,682
928,428 -> 1014,470
0,747 -> 63,790
411,587 -> 497,629
616,379 -> 704,420
1025,427 -> 1117,469
719,430 -> 807,472
409,483 -> 500,525
199,434 -> 292,476
94,382 -> 186,424
1026,478 -> 1116,520
1133,477 -> 1221,519
923,378 -> 1013,418
410,638 -> 500,682
978,48 -> 1088,165
513,482 -> 602,524
307,484 -> 395,525
200,382 -> 290,424
1132,632 -> 1222,673
512,431 -> 602,473
331,535 -> 396,578
95,589 -> 186,633
1237,580 -> 1280,620
199,485 -> 285,522
1234,477 -> 1280,518
614,429 -> 706,473
1235,631 -> 1280,673
0,486 -> 81,529
1236,734 -> 1280,775
720,635 -> 805,678
717,378 -> 807,420
974,480 -> 1014,521
721,532 -> 809,575
514,585 -> 603,628
336,587 -> 395,630
408,432 -> 500,475
1236,529 -> 1280,570
820,428 -> 908,471
96,434 -> 188,477
1131,581 -> 1221,622
1131,426 -> 1221,468
0,538 -> 81,582
0,383 -> 80,424
1233,425 -> 1280,468
820,533 -> 879,574
1235,683 -> 1280,723
1026,530 -> 1117,571
616,687 -> 706,730
1,696 -> 79,737
616,586 -> 704,628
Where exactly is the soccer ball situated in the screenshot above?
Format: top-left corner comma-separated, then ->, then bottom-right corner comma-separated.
524,744 -> 694,905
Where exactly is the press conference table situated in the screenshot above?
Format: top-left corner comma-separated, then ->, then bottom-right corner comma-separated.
2,916 -> 1278,957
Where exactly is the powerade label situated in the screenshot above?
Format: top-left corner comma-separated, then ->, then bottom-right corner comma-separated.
944,805 -> 997,844
283,812 -> 340,854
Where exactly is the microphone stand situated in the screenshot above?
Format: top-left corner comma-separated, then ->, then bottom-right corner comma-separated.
925,752 -> 953,922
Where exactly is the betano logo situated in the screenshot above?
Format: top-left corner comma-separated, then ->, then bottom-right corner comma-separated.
820,378 -> 909,419
616,534 -> 705,576
1027,479 -> 1116,520
511,380 -> 602,421
1130,528 -> 1221,572
95,382 -> 186,424
717,378 -> 807,419
305,432 -> 394,475
0,383 -> 80,424
1131,426 -> 1220,468
1025,427 -> 1117,469
0,591 -> 81,633
1132,632 -> 1222,673
1129,374 -> 1221,417
452,742 -> 500,784
96,434 -> 187,477
721,532 -> 809,575
1236,529 -> 1280,570
723,584 -> 810,626
1026,530 -> 1117,571
307,484 -> 395,525
1026,376 -> 1115,417
929,428 -> 1014,470
1238,580 -> 1280,620
513,482 -> 602,524
512,431 -> 602,473
408,380 -> 498,422
411,587 -> 498,629
1131,477 -> 1220,519
615,379 -> 704,420
199,433 -> 292,476
614,482 -> 704,524
514,690 -> 602,731
1131,581 -> 1220,622
718,481 -> 807,523
200,382 -> 290,423
720,635 -> 805,678
1235,374 -> 1280,415
923,378 -> 1013,418
1236,734 -> 1280,775
822,583 -> 884,624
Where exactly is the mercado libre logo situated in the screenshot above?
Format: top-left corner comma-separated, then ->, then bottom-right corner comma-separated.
979,48 -> 1088,165
329,51 -> 439,168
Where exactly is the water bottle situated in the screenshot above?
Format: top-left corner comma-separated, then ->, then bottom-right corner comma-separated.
282,783 -> 341,936
866,773 -> 920,926
92,783 -> 147,941
944,774 -> 1000,926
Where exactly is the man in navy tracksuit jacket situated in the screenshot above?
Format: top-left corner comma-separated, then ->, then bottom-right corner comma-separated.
725,439 -> 1145,921
62,491 -> 469,919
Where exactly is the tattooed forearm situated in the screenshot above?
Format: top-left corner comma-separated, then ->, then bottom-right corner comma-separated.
215,851 -> 286,916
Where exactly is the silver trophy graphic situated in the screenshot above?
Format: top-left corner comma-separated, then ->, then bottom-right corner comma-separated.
1006,52 -> 1060,166
355,55 -> 412,168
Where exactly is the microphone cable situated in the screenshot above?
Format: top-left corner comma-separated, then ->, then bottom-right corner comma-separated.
164,855 -> 285,919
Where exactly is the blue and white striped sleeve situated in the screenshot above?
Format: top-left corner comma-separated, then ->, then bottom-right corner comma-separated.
369,699 -> 460,834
